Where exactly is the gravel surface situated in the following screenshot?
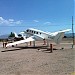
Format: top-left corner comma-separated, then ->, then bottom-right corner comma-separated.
0,40 -> 74,75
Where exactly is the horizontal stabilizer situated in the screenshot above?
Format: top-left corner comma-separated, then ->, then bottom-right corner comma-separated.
51,29 -> 71,36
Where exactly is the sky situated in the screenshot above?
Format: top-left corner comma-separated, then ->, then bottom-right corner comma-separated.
0,0 -> 74,35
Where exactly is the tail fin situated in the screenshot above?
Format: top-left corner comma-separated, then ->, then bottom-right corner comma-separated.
53,29 -> 71,44
54,32 -> 64,44
13,32 -> 18,38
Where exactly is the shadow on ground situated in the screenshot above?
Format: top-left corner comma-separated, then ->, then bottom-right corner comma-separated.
1,45 -> 58,53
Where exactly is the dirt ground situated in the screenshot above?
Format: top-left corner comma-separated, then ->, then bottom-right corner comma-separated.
0,39 -> 75,75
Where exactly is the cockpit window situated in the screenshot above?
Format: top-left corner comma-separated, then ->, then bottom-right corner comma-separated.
32,31 -> 33,33
34,31 -> 35,34
36,32 -> 38,34
18,34 -> 22,36
26,29 -> 29,32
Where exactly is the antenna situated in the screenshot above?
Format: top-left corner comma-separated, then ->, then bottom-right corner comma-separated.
72,16 -> 74,48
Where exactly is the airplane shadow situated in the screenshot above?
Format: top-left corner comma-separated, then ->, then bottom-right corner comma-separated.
42,48 -> 58,53
1,48 -> 22,52
1,46 -> 47,52
1,46 -> 58,53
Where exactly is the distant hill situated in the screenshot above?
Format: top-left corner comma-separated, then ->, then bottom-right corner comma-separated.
0,34 -> 9,39
64,33 -> 75,38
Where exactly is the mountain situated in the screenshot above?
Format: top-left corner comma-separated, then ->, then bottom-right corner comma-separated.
0,34 -> 9,39
64,33 -> 75,38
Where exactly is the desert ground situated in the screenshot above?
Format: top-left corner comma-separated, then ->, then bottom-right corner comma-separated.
0,38 -> 75,75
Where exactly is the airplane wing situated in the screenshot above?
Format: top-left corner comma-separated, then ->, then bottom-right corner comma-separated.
6,35 -> 45,47
33,34 -> 44,40
6,36 -> 35,47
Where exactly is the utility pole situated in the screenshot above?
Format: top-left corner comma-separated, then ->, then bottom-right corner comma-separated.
72,16 -> 74,48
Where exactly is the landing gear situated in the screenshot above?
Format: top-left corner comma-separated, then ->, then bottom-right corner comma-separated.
33,41 -> 35,47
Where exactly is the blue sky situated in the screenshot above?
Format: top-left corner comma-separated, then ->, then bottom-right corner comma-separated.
0,0 -> 74,35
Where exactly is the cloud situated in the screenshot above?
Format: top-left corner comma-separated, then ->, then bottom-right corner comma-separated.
44,22 -> 51,25
0,17 -> 4,21
15,20 -> 22,24
0,17 -> 22,25
33,20 -> 39,22
9,19 -> 14,22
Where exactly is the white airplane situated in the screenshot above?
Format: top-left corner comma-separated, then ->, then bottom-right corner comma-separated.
6,28 -> 71,47
11,32 -> 27,41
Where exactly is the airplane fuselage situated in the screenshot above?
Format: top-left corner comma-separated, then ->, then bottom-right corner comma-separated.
24,28 -> 52,40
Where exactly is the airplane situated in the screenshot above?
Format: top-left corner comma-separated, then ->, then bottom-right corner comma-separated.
13,32 -> 26,41
6,28 -> 71,47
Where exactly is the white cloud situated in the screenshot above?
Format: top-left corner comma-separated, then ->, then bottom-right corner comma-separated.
44,22 -> 51,25
0,17 -> 4,24
9,19 -> 14,22
15,20 -> 22,24
0,17 -> 22,25
33,20 -> 39,22
0,17 -> 4,21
